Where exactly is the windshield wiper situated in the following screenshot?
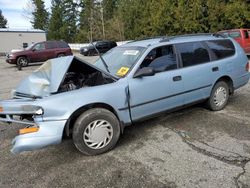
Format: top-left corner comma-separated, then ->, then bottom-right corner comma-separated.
91,42 -> 110,73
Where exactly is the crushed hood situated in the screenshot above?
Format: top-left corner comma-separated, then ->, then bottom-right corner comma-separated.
15,56 -> 74,98
14,56 -> 117,98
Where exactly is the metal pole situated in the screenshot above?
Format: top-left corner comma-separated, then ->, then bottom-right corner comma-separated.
101,6 -> 105,39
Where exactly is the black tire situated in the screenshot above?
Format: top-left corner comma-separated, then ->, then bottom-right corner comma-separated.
57,53 -> 64,57
17,57 -> 29,67
206,81 -> 229,111
73,108 -> 120,155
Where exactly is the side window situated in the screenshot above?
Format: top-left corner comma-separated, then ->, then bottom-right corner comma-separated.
58,41 -> 69,48
176,42 -> 210,67
97,42 -> 108,48
228,31 -> 241,39
140,45 -> 177,72
244,30 -> 249,39
33,43 -> 45,51
220,32 -> 229,37
205,40 -> 235,60
46,41 -> 57,49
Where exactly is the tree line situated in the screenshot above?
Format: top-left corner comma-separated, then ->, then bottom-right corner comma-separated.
1,0 -> 250,43
0,10 -> 7,28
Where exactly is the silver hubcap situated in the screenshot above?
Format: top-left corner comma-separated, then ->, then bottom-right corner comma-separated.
214,87 -> 227,107
83,120 -> 113,149
19,58 -> 28,66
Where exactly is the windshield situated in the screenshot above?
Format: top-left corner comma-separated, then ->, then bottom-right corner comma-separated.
25,43 -> 36,50
94,46 -> 146,77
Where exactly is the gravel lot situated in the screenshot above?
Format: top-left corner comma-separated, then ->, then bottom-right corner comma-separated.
0,55 -> 250,188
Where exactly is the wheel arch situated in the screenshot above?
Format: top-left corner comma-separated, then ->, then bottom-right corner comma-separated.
214,75 -> 234,95
64,103 -> 124,137
16,55 -> 29,62
57,52 -> 65,57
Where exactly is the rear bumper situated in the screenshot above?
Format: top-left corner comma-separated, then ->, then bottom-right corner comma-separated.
11,120 -> 66,154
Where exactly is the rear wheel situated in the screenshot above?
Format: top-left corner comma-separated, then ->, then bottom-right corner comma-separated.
57,53 -> 64,57
207,81 -> 229,111
17,57 -> 29,67
73,108 -> 120,155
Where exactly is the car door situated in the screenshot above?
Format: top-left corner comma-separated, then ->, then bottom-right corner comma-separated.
45,41 -> 57,59
175,41 -> 215,105
30,42 -> 47,62
128,45 -> 185,121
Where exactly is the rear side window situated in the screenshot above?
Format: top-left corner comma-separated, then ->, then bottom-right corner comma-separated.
206,40 -> 235,60
97,42 -> 108,48
46,41 -> 57,49
176,42 -> 210,67
58,41 -> 69,48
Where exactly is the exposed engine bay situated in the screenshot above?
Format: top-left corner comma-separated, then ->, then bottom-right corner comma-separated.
58,58 -> 115,93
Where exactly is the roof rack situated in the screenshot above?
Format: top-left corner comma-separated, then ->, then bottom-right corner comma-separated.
128,35 -> 167,43
160,33 -> 226,42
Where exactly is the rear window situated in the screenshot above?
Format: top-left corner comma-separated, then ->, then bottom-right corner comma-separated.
229,31 -> 241,39
205,40 -> 235,60
176,42 -> 210,67
58,41 -> 69,48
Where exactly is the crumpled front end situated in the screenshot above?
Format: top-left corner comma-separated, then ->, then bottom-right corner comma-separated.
0,100 -> 66,154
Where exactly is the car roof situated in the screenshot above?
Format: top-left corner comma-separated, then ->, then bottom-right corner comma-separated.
219,29 -> 250,32
122,34 -> 228,48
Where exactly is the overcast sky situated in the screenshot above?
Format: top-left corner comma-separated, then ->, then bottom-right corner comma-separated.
0,0 -> 51,29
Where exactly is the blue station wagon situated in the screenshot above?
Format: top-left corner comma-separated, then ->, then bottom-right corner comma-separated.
0,33 -> 249,155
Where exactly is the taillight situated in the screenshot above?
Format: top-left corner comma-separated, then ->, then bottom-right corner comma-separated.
246,61 -> 250,72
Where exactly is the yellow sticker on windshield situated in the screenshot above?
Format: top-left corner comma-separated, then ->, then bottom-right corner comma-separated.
116,67 -> 129,77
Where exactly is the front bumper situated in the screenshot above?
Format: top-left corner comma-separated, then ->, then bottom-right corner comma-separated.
6,58 -> 17,64
11,120 -> 66,154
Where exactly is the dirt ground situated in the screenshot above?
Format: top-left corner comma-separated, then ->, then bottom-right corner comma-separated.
0,55 -> 250,188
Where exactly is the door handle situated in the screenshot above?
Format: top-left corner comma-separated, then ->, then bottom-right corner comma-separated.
212,67 -> 219,72
173,76 -> 182,81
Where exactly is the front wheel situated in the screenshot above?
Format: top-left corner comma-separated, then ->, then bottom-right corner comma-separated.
207,81 -> 229,111
73,108 -> 120,155
17,57 -> 29,67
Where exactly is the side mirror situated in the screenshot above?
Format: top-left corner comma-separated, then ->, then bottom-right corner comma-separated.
134,67 -> 155,78
32,48 -> 36,52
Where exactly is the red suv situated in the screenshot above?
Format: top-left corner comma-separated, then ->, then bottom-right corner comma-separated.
218,29 -> 250,55
6,41 -> 73,66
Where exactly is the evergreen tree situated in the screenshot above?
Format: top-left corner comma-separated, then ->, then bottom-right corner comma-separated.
47,0 -> 64,40
47,0 -> 250,42
102,0 -> 117,20
76,0 -> 90,42
31,0 -> 49,30
0,10 -> 7,28
60,0 -> 78,42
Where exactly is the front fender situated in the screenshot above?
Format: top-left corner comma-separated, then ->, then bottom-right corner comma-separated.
36,78 -> 132,125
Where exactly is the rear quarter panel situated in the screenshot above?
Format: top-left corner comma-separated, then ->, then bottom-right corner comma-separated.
224,39 -> 250,89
